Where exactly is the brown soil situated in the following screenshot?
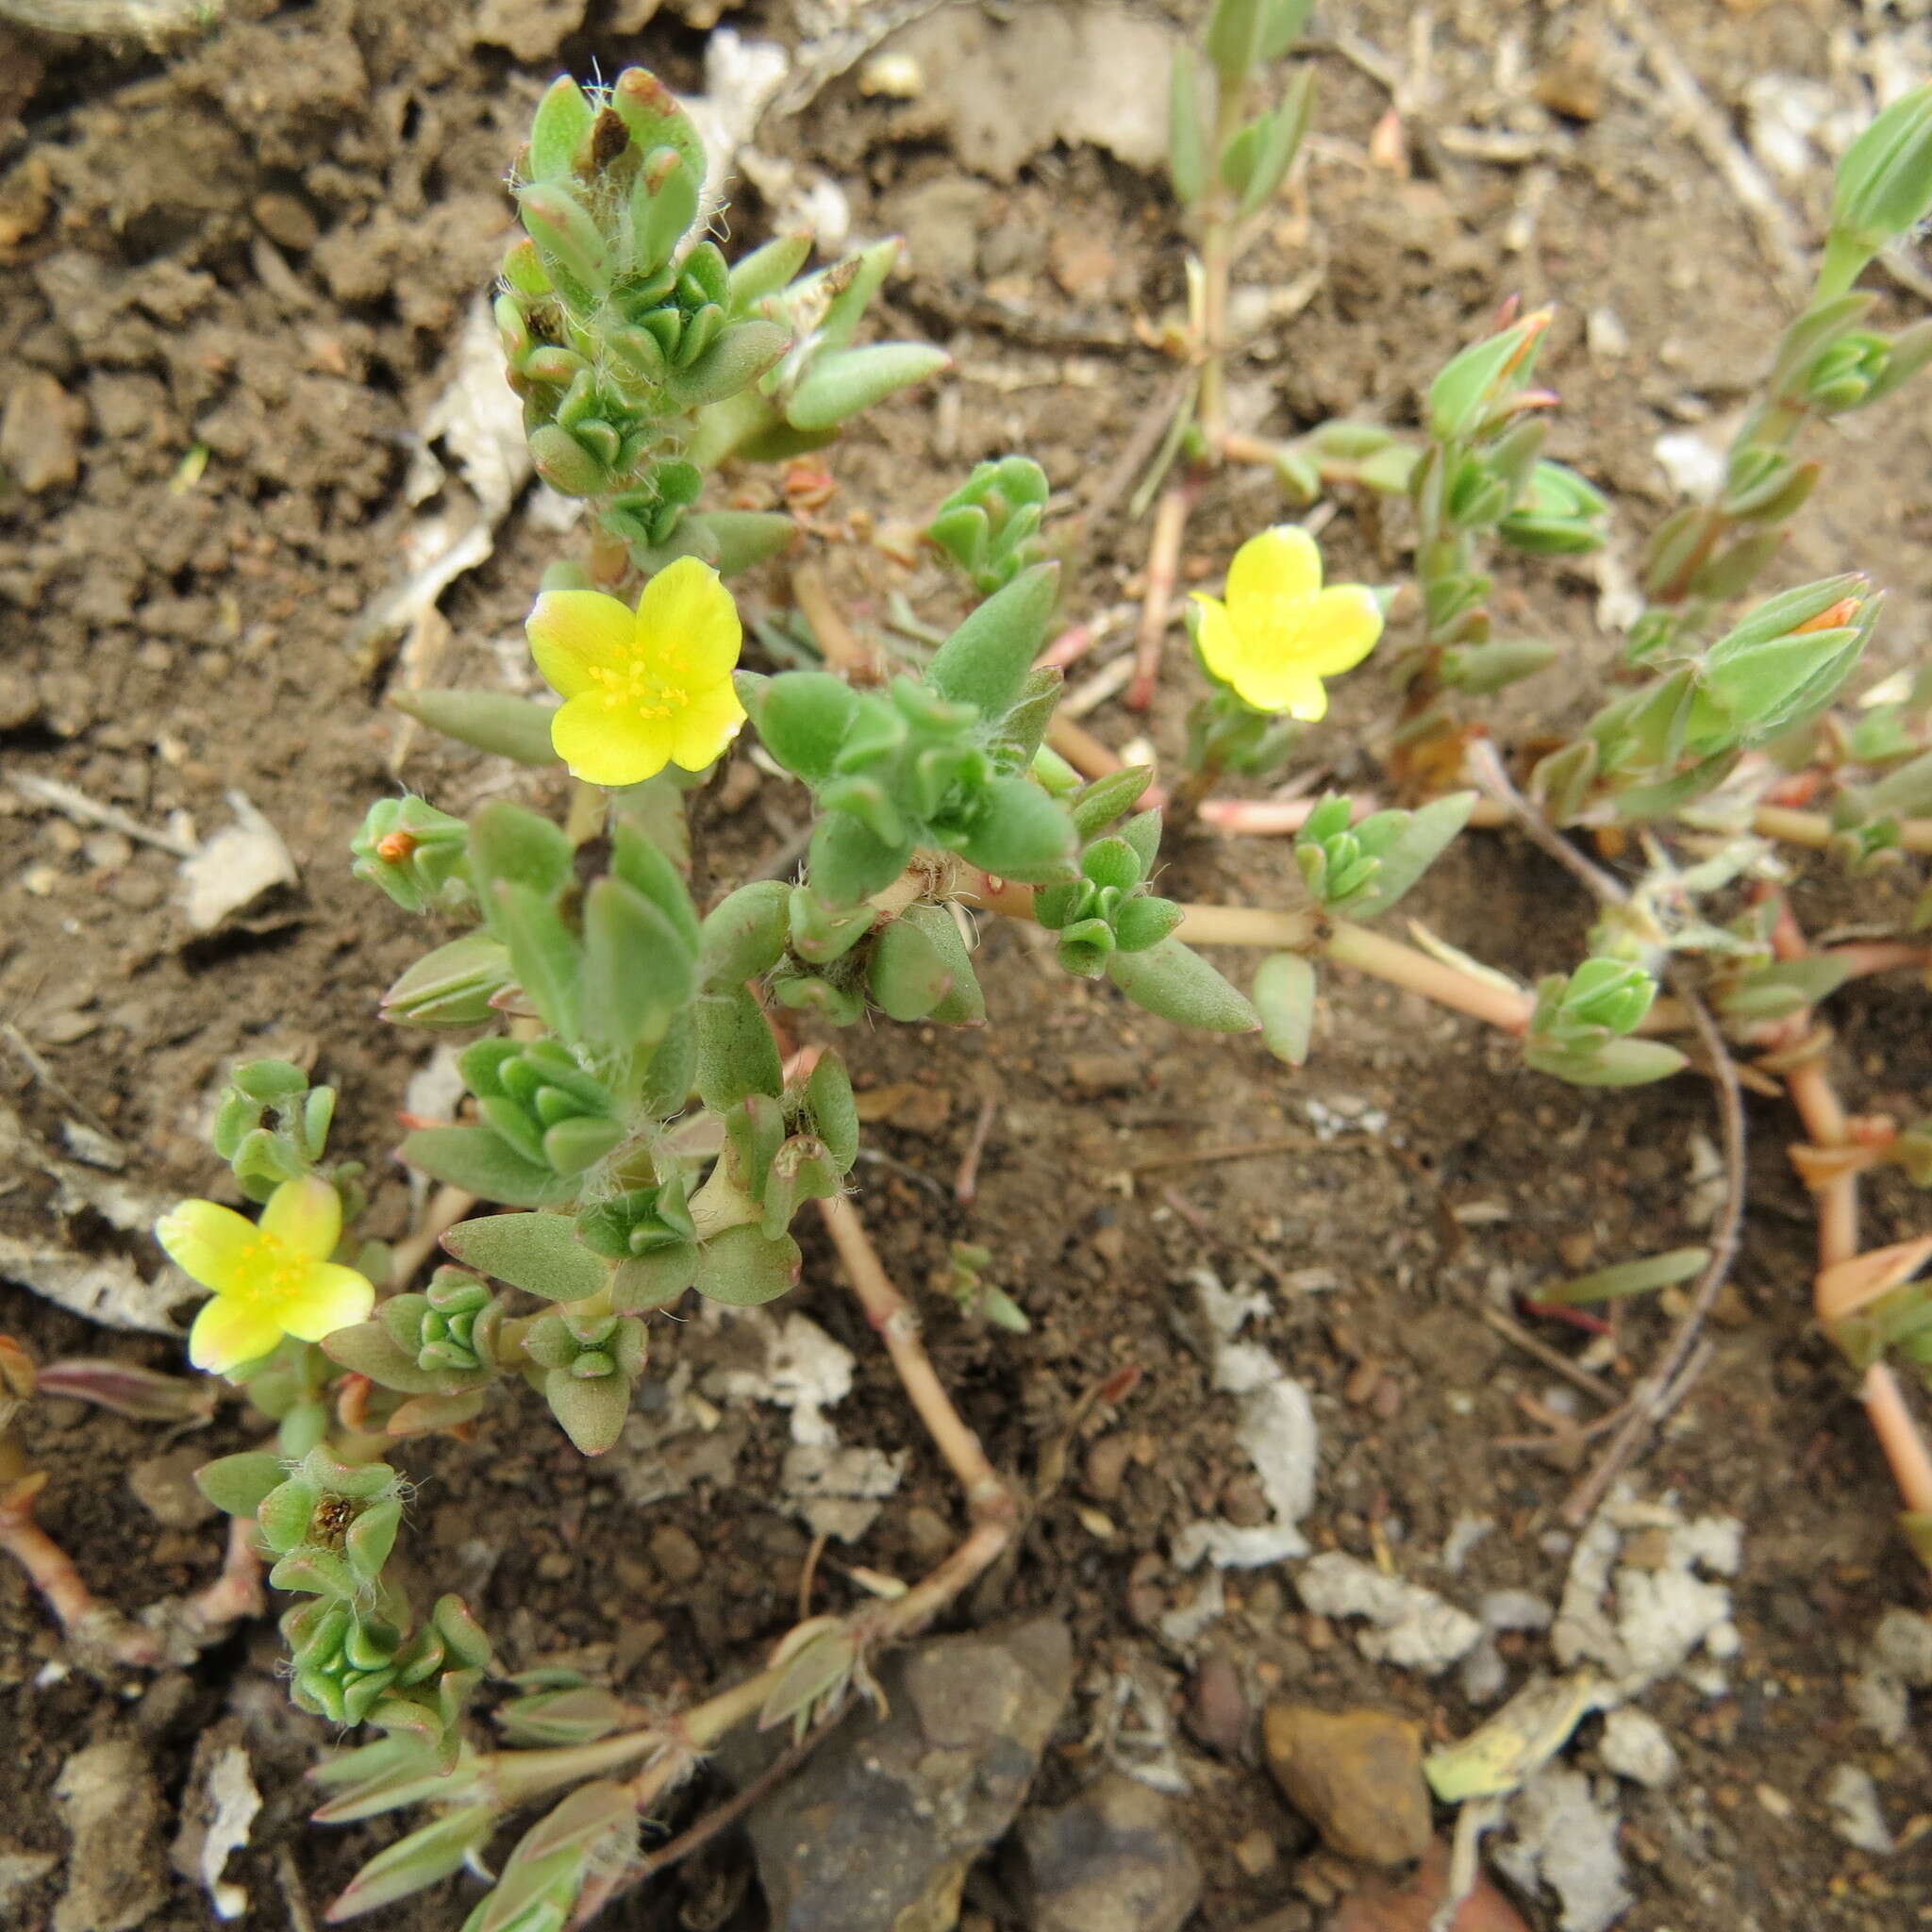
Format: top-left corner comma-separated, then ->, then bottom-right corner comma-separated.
3,4 -> 1930,1930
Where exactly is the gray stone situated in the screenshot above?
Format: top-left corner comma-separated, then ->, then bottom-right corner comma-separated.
734,1615 -> 1074,1932
1012,1773 -> 1203,1932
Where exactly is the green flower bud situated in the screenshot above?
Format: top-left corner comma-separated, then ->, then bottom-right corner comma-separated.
351,795 -> 472,915
1496,459 -> 1608,556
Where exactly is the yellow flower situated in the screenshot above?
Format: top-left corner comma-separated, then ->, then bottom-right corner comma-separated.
1190,525 -> 1384,721
525,557 -> 747,787
156,1177 -> 375,1375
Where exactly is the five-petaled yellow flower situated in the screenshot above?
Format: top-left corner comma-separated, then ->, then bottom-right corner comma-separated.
525,557 -> 747,787
1190,525 -> 1384,722
156,1177 -> 375,1375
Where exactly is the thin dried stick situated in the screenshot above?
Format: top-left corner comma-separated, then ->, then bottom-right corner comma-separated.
1478,1305 -> 1623,1409
0,1485 -> 164,1667
632,1713 -> 842,1888
1466,739 -> 1628,908
818,1192 -> 1005,1511
954,1094 -> 998,1207
388,1184 -> 476,1291
792,561 -> 883,683
1127,483 -> 1196,711
1562,985 -> 1746,1523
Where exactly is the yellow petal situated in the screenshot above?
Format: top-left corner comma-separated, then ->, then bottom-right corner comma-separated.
526,589 -> 634,701
155,1199 -> 258,1294
667,678 -> 747,772
1226,525 -> 1322,628
1190,594 -> 1246,686
1231,662 -> 1329,720
552,691 -> 674,786
259,1176 -> 342,1261
1296,585 -> 1385,677
280,1261 -> 377,1343
189,1294 -> 285,1375
634,556 -> 742,682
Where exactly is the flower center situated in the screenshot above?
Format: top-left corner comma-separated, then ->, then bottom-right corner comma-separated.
588,654 -> 690,719
233,1234 -> 310,1308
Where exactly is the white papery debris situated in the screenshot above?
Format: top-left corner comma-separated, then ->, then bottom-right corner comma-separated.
171,1740 -> 261,1920
178,792 -> 297,933
1653,427 -> 1726,502
1598,1707 -> 1678,1790
1552,1488 -> 1742,1698
1171,1271 -> 1317,1572
1823,1763 -> 1894,1856
1296,1551 -> 1484,1675
1495,1766 -> 1631,1932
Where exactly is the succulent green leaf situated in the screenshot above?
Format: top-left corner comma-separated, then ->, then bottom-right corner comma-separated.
1539,1247 -> 1710,1307
580,875 -> 692,1052
693,989 -> 785,1109
608,823 -> 699,952
785,343 -> 951,432
1107,938 -> 1259,1033
1237,66 -> 1316,218
664,319 -> 791,409
1168,45 -> 1208,207
401,1127 -> 573,1208
869,911 -> 955,1022
491,882 -> 583,1042
806,1053 -> 860,1171
729,232 -> 812,308
694,1224 -> 802,1307
543,1366 -> 632,1456
194,1451 -> 288,1519
952,775 -> 1078,882
442,1212 -> 608,1303
809,810 -> 911,907
470,801 -> 575,905
527,75 -> 595,180
1253,952 -> 1318,1065
329,1805 -> 499,1923
925,562 -> 1061,721
1339,792 -> 1474,919
386,689 -> 560,766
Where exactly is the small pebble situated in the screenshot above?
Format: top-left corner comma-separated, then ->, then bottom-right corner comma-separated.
648,1524 -> 703,1585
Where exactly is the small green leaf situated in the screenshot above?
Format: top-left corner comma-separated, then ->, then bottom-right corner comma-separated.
693,989 -> 785,1109
785,342 -> 951,431
380,933 -> 515,1029
698,880 -> 793,990
925,562 -> 1062,721
1107,938 -> 1260,1033
1070,765 -> 1157,840
194,1451 -> 287,1519
442,1213 -> 609,1303
869,911 -> 953,1021
694,1224 -> 802,1307
400,1127 -> 572,1208
543,1368 -> 632,1456
1337,791 -> 1475,919
528,75 -> 595,179
1540,1246 -> 1709,1307
952,776 -> 1078,883
492,882 -> 583,1042
581,875 -> 692,1051
1168,45 -> 1208,207
750,672 -> 860,784
1254,952 -> 1317,1065
329,1804 -> 498,1922
469,801 -> 575,904
387,690 -> 560,766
